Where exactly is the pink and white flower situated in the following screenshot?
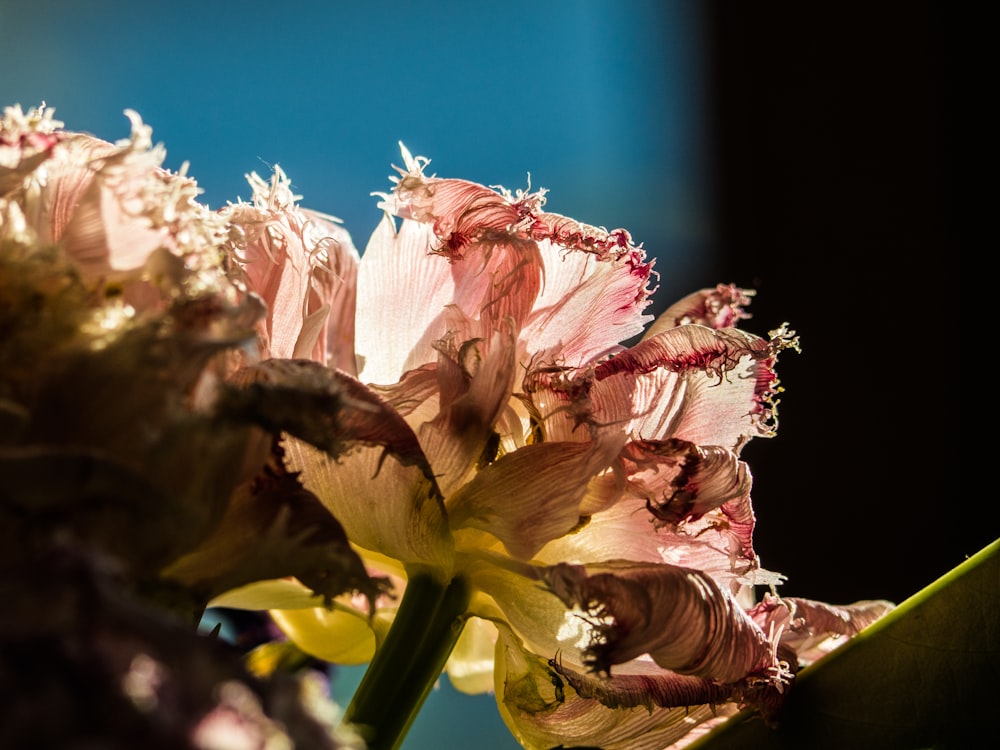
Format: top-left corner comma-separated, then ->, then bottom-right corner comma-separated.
216,146 -> 893,749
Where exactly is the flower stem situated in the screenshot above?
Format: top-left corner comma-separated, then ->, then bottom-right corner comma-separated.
344,572 -> 470,750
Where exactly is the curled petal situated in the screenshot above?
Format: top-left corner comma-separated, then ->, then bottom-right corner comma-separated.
749,594 -> 895,665
536,493 -> 764,596
224,359 -> 435,482
495,625 -> 737,750
541,562 -> 781,686
418,327 -> 517,496
162,441 -> 385,610
389,172 -> 520,258
3,109 -> 236,319
620,439 -> 750,525
382,148 -> 654,373
643,283 -> 754,339
593,324 -> 799,451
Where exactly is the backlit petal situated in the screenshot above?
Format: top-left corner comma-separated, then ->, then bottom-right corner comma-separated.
495,625 -> 735,750
355,215 -> 454,384
643,284 -> 754,339
225,166 -> 359,371
448,437 -> 622,560
541,562 -> 780,685
285,439 -> 453,573
593,324 -> 799,451
749,594 -> 894,665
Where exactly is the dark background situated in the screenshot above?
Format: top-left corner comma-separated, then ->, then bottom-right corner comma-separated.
703,2 -> 975,606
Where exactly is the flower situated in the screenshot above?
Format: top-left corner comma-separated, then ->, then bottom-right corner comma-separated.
212,145 -> 893,749
0,104 -> 378,748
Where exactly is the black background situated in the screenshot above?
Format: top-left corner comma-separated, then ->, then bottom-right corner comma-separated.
701,2 -> 978,606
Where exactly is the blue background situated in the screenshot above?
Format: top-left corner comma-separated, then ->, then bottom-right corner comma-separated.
0,0 -> 715,315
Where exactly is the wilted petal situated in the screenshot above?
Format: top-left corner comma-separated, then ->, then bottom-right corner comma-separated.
225,359 -> 435,480
495,625 -> 735,750
619,438 -> 750,525
749,594 -> 894,665
285,439 -> 452,572
162,442 -> 384,609
536,492 -> 763,596
384,152 -> 522,259
416,328 -> 518,496
541,562 -> 782,686
643,284 -> 754,339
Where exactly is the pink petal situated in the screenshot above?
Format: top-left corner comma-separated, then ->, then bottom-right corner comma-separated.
417,328 -> 518,495
226,168 -> 360,372
285,440 -> 453,571
536,493 -> 762,596
595,324 -> 799,451
541,562 -> 782,685
619,439 -> 750,525
382,149 -> 656,379
643,283 -> 755,339
522,238 -> 655,368
749,594 -> 894,665
53,133 -> 171,276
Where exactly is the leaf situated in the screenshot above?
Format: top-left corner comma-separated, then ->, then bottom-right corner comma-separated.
687,539 -> 999,750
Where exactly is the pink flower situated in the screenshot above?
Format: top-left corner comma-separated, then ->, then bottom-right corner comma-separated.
222,167 -> 359,372
215,147 -> 893,749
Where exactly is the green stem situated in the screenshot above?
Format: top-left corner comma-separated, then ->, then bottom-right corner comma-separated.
344,572 -> 471,750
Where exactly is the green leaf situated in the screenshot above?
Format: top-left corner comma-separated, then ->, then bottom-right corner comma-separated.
688,539 -> 999,750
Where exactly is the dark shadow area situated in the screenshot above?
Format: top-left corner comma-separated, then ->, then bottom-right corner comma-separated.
702,2 -> 973,605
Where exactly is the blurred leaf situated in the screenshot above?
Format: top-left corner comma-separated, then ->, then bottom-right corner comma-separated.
162,441 -> 387,611
688,539 -> 999,750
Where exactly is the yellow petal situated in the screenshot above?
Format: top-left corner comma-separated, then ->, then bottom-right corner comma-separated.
270,603 -> 392,666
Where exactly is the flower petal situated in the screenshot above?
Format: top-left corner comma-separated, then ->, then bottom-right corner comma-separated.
225,359 -> 435,480
495,625 -> 736,750
355,215 -> 456,384
535,491 -> 764,596
445,616 -> 500,695
224,166 -> 360,372
541,562 -> 782,686
749,594 -> 894,665
269,604 -> 385,665
593,324 -> 799,451
643,283 -> 754,339
285,439 -> 453,573
521,237 -> 655,368
448,437 -> 622,560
